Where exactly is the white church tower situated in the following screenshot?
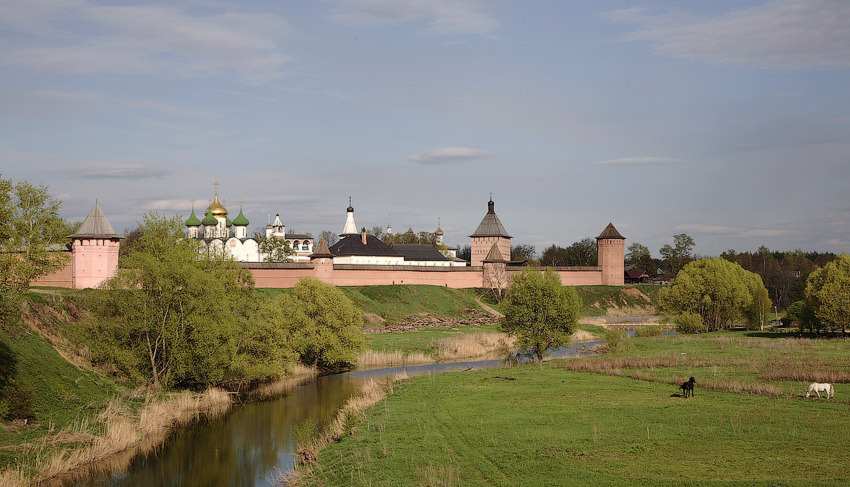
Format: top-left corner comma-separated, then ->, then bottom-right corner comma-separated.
342,197 -> 357,235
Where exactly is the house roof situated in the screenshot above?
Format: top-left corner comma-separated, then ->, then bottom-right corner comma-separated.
392,244 -> 449,262
625,268 -> 649,279
469,199 -> 511,238
69,202 -> 121,239
483,242 -> 506,263
596,223 -> 625,240
328,233 -> 400,257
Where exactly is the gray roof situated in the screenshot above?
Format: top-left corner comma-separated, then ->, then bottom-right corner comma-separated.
328,233 -> 400,257
392,244 -> 449,262
469,200 -> 512,238
596,223 -> 625,240
69,202 -> 121,239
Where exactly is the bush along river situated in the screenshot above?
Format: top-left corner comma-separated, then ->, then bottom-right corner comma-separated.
52,341 -> 605,486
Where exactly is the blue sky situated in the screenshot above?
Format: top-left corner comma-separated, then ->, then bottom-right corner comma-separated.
2,0 -> 849,257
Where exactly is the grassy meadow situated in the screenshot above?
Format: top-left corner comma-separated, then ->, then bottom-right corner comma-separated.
302,331 -> 850,486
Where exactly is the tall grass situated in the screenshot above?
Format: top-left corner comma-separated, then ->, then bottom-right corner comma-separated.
434,333 -> 514,361
283,372 -> 409,486
9,388 -> 233,486
355,350 -> 433,368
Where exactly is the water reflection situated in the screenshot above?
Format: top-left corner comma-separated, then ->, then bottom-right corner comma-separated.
64,340 -> 606,486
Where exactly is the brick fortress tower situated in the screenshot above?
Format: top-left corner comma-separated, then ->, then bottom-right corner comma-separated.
596,223 -> 625,286
69,201 -> 122,289
469,197 -> 511,267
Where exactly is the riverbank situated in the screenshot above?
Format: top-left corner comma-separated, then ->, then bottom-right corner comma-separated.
299,331 -> 850,486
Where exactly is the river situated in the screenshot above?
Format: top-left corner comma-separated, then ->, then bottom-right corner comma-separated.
56,341 -> 604,486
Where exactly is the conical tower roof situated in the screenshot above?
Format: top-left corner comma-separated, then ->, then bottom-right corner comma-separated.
596,223 -> 625,240
483,242 -> 506,263
310,237 -> 335,259
470,198 -> 511,238
70,202 -> 121,239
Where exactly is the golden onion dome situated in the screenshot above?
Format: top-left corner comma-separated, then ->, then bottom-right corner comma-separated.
207,195 -> 228,217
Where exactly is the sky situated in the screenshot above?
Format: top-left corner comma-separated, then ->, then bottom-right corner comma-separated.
2,0 -> 849,257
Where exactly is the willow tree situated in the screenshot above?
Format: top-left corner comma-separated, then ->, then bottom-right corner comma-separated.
660,258 -> 771,331
90,212 -> 268,389
501,268 -> 580,362
805,254 -> 850,334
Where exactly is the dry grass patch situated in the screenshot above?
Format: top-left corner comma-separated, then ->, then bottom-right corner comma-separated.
572,329 -> 600,342
248,366 -> 318,401
14,388 -> 233,486
356,350 -> 433,369
434,333 -> 514,361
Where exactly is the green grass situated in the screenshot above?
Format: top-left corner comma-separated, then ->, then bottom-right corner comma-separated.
366,322 -> 503,356
261,285 -> 484,326
304,333 -> 850,486
0,321 -> 124,471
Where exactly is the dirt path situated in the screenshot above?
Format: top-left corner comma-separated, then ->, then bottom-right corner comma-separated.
475,294 -> 503,318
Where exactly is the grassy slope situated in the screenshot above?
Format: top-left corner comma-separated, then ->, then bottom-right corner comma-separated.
305,333 -> 850,486
0,313 -> 123,470
260,285 -> 484,326
576,284 -> 661,316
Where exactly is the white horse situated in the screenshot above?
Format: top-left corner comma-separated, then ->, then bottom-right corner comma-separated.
806,382 -> 834,399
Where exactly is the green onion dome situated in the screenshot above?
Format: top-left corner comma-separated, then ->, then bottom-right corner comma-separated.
185,209 -> 202,227
233,208 -> 250,226
226,217 -> 233,227
201,211 -> 218,226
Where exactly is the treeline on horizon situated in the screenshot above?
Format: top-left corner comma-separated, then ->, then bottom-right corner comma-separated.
501,234 -> 838,312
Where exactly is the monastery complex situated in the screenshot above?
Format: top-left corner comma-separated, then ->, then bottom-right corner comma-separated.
33,192 -> 626,290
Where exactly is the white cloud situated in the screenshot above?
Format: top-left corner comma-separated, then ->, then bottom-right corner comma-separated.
406,147 -> 494,164
66,164 -> 172,180
591,157 -> 685,165
0,2 -> 291,83
604,0 -> 850,70
329,0 -> 498,35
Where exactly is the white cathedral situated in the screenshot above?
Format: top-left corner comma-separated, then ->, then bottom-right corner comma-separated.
185,189 -> 314,263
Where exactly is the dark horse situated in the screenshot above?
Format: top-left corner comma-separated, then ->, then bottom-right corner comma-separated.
680,377 -> 695,398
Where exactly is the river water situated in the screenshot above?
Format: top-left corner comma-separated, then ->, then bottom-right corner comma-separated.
58,341 -> 603,486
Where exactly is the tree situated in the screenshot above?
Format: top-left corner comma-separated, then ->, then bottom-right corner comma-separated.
660,233 -> 695,275
0,176 -> 71,322
660,258 -> 770,331
456,244 -> 471,262
564,238 -> 597,266
805,254 -> 850,334
368,226 -> 384,239
511,244 -> 537,262
280,278 -> 365,367
258,235 -> 295,262
541,245 -> 566,267
626,242 -> 656,274
90,212 -> 262,389
319,230 -> 339,246
500,268 -> 581,362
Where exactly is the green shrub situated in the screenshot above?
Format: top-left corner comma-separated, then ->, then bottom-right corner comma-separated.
635,326 -> 662,337
674,312 -> 707,334
603,328 -> 627,353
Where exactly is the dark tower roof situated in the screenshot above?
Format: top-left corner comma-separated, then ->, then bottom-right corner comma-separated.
310,237 -> 335,259
69,202 -> 121,239
596,223 -> 625,240
469,198 -> 512,238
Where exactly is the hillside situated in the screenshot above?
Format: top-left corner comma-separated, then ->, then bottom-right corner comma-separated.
0,292 -> 125,473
